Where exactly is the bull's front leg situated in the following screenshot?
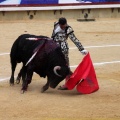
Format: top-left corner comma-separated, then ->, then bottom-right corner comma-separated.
41,79 -> 49,93
21,66 -> 27,93
21,68 -> 33,93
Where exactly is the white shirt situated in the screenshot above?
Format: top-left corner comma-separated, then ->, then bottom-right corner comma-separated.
54,25 -> 65,34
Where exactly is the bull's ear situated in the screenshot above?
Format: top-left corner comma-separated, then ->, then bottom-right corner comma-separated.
53,66 -> 62,77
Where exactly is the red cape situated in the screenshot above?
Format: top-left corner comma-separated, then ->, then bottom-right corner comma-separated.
65,53 -> 99,94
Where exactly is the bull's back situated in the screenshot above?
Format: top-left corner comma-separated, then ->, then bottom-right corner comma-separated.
10,34 -> 48,63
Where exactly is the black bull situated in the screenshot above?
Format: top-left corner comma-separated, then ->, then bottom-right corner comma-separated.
10,34 -> 70,92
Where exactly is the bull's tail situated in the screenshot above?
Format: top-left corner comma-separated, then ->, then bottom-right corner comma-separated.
10,35 -> 22,84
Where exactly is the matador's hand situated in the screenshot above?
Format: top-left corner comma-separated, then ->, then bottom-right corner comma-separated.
81,49 -> 88,55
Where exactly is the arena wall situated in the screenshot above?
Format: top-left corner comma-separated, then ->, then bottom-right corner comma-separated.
0,8 -> 120,21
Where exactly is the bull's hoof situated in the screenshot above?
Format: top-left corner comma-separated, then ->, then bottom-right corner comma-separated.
10,77 -> 14,86
41,88 -> 46,93
41,88 -> 45,93
16,80 -> 20,84
41,86 -> 48,93
16,77 -> 21,84
21,86 -> 28,93
10,80 -> 14,86
21,89 -> 26,94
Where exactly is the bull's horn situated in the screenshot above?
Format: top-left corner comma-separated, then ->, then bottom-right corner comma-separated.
53,66 -> 62,77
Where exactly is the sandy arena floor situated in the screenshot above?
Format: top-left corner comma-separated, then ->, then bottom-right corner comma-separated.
0,18 -> 120,120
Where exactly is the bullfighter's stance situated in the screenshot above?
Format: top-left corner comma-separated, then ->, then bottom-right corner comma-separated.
51,17 -> 88,90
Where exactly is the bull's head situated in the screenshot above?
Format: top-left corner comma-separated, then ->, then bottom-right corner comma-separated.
53,66 -> 62,77
47,65 -> 70,88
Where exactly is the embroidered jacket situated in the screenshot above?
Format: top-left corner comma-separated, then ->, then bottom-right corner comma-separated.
51,22 -> 84,53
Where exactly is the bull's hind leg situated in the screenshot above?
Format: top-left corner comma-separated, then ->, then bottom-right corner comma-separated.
16,70 -> 22,84
16,67 -> 23,84
10,61 -> 17,85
